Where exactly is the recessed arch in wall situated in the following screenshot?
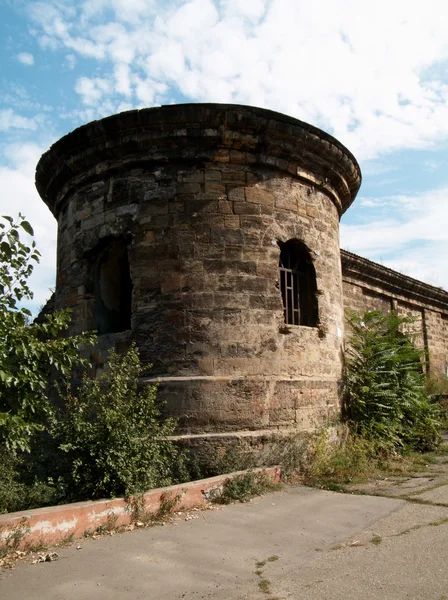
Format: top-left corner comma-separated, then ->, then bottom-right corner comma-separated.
278,239 -> 318,327
89,237 -> 133,335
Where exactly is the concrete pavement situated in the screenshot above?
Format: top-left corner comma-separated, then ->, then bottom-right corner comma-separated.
2,461 -> 448,600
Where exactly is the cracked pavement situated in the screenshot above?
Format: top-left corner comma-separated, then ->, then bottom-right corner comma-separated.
2,455 -> 448,599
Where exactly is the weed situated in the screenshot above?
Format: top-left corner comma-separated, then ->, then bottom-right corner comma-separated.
255,569 -> 264,576
393,517 -> 448,538
126,494 -> 152,524
301,426 -> 378,486
258,579 -> 271,594
0,518 -> 30,558
267,555 -> 279,562
296,422 -> 446,490
256,559 -> 267,568
371,535 -> 382,545
429,517 -> 448,527
106,511 -> 119,530
24,537 -> 48,553
214,471 -> 281,505
272,434 -> 310,482
56,532 -> 75,547
153,491 -> 183,522
417,442 -> 448,461
125,491 -> 183,526
316,481 -> 348,492
85,511 -> 119,537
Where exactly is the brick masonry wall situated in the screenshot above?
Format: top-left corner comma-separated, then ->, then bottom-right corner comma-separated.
36,104 -> 361,436
342,252 -> 448,378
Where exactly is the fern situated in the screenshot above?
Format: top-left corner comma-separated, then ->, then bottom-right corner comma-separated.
344,311 -> 441,452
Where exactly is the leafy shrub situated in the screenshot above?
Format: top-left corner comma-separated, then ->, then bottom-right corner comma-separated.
344,310 -> 441,452
51,345 -> 184,501
0,450 -> 59,514
0,451 -> 27,514
0,214 -> 95,452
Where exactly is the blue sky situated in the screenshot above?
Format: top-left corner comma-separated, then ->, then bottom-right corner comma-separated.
1,0 -> 448,310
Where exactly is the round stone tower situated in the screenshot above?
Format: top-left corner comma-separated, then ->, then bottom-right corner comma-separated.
36,103 -> 361,436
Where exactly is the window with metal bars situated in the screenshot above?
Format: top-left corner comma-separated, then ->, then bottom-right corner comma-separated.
278,240 -> 318,327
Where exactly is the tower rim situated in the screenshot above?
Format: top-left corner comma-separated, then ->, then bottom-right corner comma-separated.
35,102 -> 361,217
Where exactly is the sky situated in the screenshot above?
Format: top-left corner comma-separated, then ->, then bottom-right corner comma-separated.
1,0 -> 448,312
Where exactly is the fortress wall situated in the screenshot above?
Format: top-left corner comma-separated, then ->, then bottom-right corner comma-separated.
342,250 -> 448,378
35,104 -> 361,435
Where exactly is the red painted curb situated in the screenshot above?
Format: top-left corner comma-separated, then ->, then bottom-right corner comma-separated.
0,466 -> 281,549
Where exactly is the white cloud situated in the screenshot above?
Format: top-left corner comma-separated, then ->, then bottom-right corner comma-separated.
221,0 -> 267,22
114,63 -> 132,97
134,76 -> 167,105
0,109 -> 38,131
17,52 -> 35,65
75,76 -> 112,105
341,186 -> 448,289
25,0 -> 448,160
5,0 -> 448,302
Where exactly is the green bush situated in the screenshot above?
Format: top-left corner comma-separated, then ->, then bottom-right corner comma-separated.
0,214 -> 95,453
344,310 -> 441,452
0,449 -> 59,514
51,345 -> 185,501
0,451 -> 27,514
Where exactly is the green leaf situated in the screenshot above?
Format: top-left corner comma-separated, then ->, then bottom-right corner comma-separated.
1,240 -> 11,259
20,220 -> 34,235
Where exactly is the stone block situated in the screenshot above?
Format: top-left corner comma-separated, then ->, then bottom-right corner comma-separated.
224,215 -> 241,228
245,186 -> 275,206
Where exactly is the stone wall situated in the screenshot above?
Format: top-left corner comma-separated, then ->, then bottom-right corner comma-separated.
341,250 -> 448,377
35,104 -> 448,441
35,104 -> 361,436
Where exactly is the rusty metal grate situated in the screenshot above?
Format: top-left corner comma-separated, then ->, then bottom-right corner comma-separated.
279,265 -> 300,325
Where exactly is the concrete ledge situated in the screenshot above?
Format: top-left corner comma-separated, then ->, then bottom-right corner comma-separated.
0,466 -> 281,549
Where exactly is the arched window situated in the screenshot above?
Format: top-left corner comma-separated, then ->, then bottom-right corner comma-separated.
92,239 -> 132,334
278,240 -> 318,327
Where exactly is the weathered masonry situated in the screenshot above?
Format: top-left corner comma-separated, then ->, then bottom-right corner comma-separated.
342,251 -> 448,377
35,103 -> 448,439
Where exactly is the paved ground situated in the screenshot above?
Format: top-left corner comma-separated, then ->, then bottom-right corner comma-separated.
2,456 -> 448,599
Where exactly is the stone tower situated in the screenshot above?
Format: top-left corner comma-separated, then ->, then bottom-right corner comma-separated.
36,104 -> 361,437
